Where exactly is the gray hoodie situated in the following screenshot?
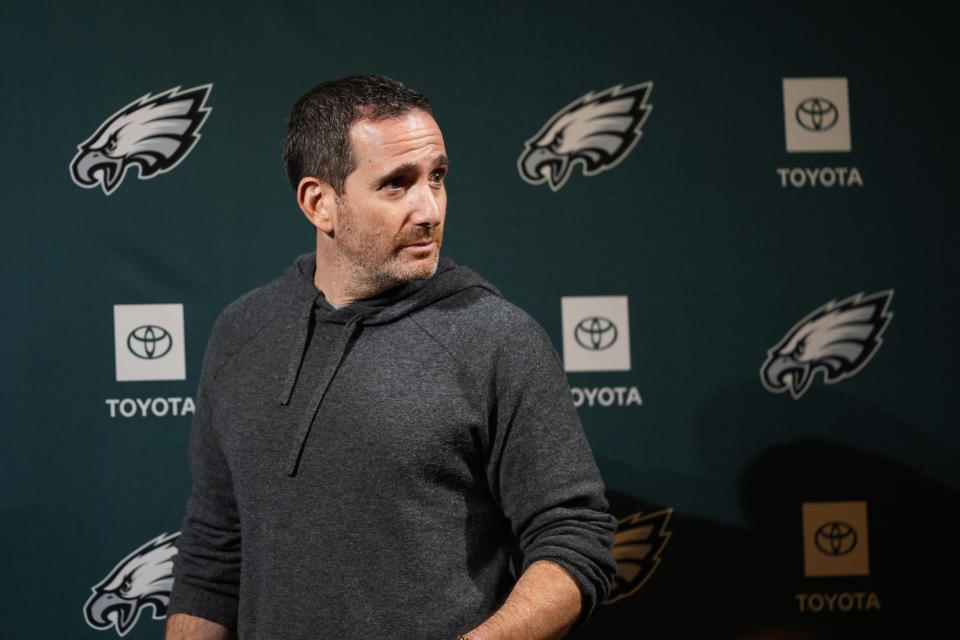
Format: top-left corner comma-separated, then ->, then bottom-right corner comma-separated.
169,253 -> 616,639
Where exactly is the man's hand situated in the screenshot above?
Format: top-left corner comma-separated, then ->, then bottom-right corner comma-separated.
461,560 -> 582,640
165,613 -> 234,640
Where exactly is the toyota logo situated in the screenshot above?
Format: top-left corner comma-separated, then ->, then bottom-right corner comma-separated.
127,325 -> 173,360
814,521 -> 857,556
795,97 -> 839,132
574,316 -> 618,350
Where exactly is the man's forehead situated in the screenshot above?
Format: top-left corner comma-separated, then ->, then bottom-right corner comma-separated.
349,110 -> 445,156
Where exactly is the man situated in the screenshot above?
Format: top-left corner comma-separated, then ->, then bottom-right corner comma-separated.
166,74 -> 616,640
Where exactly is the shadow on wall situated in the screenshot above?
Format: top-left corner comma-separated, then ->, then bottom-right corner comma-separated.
572,383 -> 958,639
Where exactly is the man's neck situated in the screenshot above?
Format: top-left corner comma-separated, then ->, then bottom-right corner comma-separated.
313,270 -> 390,307
313,246 -> 398,307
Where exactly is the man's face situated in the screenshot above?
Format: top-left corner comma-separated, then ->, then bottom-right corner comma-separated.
333,109 -> 448,291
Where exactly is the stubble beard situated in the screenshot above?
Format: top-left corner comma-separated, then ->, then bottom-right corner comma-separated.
336,197 -> 443,295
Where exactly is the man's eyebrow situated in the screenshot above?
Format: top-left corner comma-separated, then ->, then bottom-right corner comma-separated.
376,156 -> 450,185
376,163 -> 417,185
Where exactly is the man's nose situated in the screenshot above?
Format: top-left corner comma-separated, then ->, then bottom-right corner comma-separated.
411,184 -> 443,227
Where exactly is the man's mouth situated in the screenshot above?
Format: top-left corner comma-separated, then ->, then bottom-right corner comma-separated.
404,240 -> 435,251
401,229 -> 441,251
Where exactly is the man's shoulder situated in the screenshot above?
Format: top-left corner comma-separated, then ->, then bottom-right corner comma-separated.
202,268 -> 299,374
418,285 -> 540,329
214,253 -> 313,324
216,274 -> 289,331
411,286 -> 556,359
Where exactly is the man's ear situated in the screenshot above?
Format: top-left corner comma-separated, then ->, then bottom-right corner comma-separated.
297,176 -> 337,234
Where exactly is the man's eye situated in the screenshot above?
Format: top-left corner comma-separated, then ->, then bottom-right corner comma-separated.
383,178 -> 404,190
429,169 -> 446,184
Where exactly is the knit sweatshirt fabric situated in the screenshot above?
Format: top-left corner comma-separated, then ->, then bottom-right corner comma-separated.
168,253 -> 617,639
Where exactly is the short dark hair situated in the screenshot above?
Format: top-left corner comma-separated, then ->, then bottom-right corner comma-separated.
282,74 -> 433,193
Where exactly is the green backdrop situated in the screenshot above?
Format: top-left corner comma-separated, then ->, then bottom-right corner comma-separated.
1,1 -> 956,638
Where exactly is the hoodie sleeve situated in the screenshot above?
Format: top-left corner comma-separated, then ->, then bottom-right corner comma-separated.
485,313 -> 617,623
167,333 -> 242,629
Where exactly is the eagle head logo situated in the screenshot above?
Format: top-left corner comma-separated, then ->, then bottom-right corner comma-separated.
70,85 -> 212,195
518,83 -> 652,191
761,290 -> 893,399
83,532 -> 180,636
604,508 -> 672,604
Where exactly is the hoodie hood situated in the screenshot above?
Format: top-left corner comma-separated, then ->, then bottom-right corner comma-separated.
276,253 -> 499,475
293,252 -> 499,325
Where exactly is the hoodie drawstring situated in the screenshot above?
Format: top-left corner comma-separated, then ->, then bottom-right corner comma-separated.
277,292 -> 322,406
284,315 -> 363,476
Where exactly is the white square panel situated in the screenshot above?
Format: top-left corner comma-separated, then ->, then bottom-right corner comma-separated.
801,500 -> 870,577
783,77 -> 851,152
561,296 -> 630,372
114,304 -> 186,381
